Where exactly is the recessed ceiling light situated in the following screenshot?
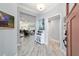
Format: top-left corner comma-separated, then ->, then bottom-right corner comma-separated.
36,4 -> 45,11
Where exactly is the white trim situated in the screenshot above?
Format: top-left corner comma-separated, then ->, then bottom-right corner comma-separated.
61,49 -> 66,56
47,13 -> 61,19
60,13 -> 66,56
17,5 -> 37,16
59,13 -> 63,51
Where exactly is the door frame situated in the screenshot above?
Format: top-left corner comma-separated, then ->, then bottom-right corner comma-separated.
47,13 -> 65,55
17,6 -> 37,55
66,3 -> 77,56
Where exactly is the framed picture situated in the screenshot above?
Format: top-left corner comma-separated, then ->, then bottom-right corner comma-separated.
0,10 -> 14,28
38,18 -> 45,30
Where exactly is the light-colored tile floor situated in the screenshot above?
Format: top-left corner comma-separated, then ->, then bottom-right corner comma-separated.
17,35 -> 65,56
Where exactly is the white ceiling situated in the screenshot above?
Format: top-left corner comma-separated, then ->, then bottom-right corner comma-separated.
18,3 -> 59,15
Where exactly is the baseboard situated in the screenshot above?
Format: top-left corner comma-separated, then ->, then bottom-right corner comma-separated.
60,49 -> 66,56
14,53 -> 17,56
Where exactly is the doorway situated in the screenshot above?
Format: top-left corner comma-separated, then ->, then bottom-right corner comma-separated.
48,14 -> 66,55
17,11 -> 36,56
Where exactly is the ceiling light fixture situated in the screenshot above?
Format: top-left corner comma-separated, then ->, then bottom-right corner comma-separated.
36,4 -> 45,11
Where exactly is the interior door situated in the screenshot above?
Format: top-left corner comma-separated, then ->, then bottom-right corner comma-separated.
67,4 -> 79,56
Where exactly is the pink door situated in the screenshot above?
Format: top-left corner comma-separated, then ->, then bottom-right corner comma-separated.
67,4 -> 79,56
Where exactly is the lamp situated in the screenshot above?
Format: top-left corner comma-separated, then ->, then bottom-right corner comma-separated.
36,4 -> 45,11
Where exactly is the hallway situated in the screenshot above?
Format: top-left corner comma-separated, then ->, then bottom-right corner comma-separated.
0,3 -> 66,56
17,3 -> 66,56
17,35 -> 64,56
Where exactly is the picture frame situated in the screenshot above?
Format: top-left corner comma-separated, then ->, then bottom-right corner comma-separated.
0,10 -> 14,29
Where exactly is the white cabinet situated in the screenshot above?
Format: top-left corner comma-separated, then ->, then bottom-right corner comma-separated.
35,30 -> 45,44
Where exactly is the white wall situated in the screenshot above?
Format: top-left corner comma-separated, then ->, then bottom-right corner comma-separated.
48,15 -> 60,41
39,3 -> 66,53
0,3 -> 17,56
